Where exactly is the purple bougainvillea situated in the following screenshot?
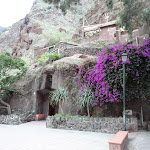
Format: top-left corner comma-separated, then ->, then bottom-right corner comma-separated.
76,38 -> 150,105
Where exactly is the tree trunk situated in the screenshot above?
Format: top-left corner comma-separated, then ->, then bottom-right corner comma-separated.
59,102 -> 64,116
0,98 -> 11,115
87,103 -> 90,117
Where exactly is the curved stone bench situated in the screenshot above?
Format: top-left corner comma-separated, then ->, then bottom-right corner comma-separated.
108,131 -> 128,150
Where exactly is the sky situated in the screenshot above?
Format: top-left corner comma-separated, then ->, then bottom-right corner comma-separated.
0,0 -> 35,27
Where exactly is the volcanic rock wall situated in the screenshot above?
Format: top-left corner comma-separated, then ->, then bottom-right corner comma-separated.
0,0 -> 95,59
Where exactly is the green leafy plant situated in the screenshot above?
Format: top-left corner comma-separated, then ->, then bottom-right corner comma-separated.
44,0 -> 80,15
54,113 -> 88,118
0,52 -> 27,114
92,40 -> 118,48
49,86 -> 69,115
78,87 -> 95,117
38,52 -> 64,64
76,38 -> 150,105
73,37 -> 82,43
54,114 -> 63,118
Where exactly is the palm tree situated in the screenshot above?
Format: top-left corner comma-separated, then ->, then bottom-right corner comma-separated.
78,88 -> 95,117
49,86 -> 69,115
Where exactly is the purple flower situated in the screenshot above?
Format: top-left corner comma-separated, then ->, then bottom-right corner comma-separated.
75,37 -> 150,105
136,72 -> 139,76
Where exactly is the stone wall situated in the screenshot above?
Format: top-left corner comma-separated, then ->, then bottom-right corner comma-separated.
60,47 -> 102,57
46,116 -> 138,134
0,112 -> 35,125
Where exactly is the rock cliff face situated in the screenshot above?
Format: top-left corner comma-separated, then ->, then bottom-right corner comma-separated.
82,0 -> 122,25
0,20 -> 23,54
0,0 -> 94,58
9,54 -> 95,116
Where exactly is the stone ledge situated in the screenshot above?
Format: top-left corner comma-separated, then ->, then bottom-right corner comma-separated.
0,112 -> 35,125
46,116 -> 138,134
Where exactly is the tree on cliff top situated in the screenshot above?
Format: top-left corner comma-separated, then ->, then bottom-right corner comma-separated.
0,53 -> 27,114
44,0 -> 150,35
43,0 -> 79,14
107,0 -> 150,35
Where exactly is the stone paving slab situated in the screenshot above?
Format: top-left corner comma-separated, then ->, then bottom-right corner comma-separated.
124,131 -> 150,150
0,121 -> 150,150
0,121 -> 113,150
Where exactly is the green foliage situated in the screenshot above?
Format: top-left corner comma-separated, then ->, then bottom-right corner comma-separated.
65,114 -> 88,118
32,20 -> 73,46
0,52 -> 27,98
54,113 -> 63,117
142,5 -> 150,24
106,0 -> 113,9
65,114 -> 78,117
92,40 -> 118,49
49,86 -> 69,115
49,86 -> 69,105
21,57 -> 32,65
72,37 -> 82,43
76,38 -> 150,105
108,0 -> 150,35
50,31 -> 71,45
78,88 -> 95,107
78,87 -> 95,117
44,0 -> 150,35
54,113 -> 88,118
44,0 -> 80,14
38,52 -> 64,64
117,1 -> 143,35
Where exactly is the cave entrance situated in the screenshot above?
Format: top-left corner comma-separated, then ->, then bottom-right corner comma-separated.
36,74 -> 58,118
36,89 -> 49,118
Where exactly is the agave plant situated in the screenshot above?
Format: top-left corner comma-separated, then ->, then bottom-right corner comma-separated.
49,86 -> 69,115
78,88 -> 95,117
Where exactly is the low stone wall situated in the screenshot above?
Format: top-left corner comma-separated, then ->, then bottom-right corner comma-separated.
61,47 -> 102,56
0,112 -> 35,125
46,116 -> 138,133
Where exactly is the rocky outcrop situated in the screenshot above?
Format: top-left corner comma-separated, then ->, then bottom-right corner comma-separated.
0,0 -> 95,59
83,0 -> 122,25
0,112 -> 35,125
8,54 -> 95,115
0,20 -> 23,54
12,15 -> 43,57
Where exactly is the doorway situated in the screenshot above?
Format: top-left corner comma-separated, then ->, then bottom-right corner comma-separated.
36,74 -> 58,118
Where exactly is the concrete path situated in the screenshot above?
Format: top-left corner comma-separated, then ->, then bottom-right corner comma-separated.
125,131 -> 150,150
0,121 -> 150,150
0,121 -> 113,150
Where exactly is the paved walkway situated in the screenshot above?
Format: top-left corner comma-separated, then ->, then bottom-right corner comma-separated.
0,121 -> 113,150
0,121 -> 150,150
125,131 -> 150,150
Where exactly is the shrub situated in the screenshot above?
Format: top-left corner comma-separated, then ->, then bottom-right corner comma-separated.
78,87 -> 95,117
76,38 -> 150,105
49,86 -> 69,115
38,52 -> 64,64
54,114 -> 88,118
54,114 -> 63,118
0,52 -> 28,114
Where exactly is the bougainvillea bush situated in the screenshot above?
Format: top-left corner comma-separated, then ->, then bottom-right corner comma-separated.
76,38 -> 150,105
